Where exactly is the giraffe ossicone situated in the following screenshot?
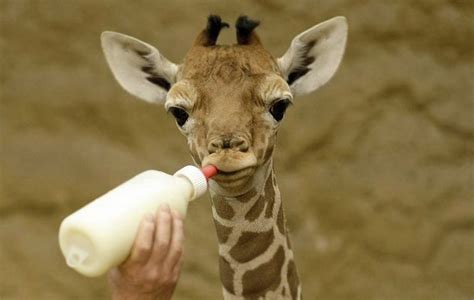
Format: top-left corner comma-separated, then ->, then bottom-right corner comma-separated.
102,14 -> 347,299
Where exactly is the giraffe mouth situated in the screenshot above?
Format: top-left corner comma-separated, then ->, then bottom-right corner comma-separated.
213,167 -> 256,182
202,151 -> 257,173
210,167 -> 256,189
202,151 -> 257,187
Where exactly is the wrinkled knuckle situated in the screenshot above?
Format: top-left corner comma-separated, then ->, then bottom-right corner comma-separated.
162,274 -> 171,284
161,274 -> 176,287
157,239 -> 169,251
174,247 -> 184,258
119,266 -> 138,277
145,269 -> 160,282
120,270 -> 145,286
137,242 -> 152,254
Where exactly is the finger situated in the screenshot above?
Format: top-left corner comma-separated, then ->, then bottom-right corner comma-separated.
127,213 -> 156,265
171,251 -> 184,282
149,204 -> 172,263
166,211 -> 185,271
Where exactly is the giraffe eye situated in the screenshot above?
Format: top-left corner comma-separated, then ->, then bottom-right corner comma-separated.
269,99 -> 291,122
168,107 -> 189,127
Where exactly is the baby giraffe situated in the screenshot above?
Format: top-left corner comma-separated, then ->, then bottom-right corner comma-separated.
101,15 -> 347,299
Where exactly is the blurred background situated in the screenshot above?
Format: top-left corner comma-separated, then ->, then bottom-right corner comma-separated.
1,0 -> 473,299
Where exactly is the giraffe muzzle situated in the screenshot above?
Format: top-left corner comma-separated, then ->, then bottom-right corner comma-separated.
202,150 -> 257,173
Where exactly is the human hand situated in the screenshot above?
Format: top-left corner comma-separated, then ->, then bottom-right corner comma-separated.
108,204 -> 184,300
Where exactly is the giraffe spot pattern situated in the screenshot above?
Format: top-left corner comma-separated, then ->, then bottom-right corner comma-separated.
244,195 -> 265,221
213,194 -> 235,219
245,173 -> 273,221
241,245 -> 285,298
287,259 -> 300,300
236,188 -> 257,203
214,220 -> 233,244
264,196 -> 274,218
264,175 -> 276,218
219,256 -> 235,294
286,233 -> 293,250
229,228 -> 274,263
263,144 -> 274,162
276,204 -> 285,234
209,166 -> 300,299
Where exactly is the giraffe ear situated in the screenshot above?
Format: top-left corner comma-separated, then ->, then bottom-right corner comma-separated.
277,16 -> 348,96
101,31 -> 178,104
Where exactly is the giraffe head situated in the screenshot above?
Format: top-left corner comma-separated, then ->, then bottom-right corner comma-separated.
101,15 -> 347,195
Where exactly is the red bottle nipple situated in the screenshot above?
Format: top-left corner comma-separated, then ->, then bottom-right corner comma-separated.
201,165 -> 218,181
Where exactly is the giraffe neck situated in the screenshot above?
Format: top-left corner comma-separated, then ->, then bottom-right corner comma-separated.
209,161 -> 301,299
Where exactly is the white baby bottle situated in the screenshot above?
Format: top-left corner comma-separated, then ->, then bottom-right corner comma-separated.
58,165 -> 217,277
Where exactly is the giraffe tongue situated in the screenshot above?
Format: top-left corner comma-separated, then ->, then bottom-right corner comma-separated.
201,165 -> 218,181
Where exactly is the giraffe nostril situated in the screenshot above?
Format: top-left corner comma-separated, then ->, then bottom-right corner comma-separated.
234,139 -> 249,152
222,138 -> 231,149
208,140 -> 220,154
208,137 -> 249,153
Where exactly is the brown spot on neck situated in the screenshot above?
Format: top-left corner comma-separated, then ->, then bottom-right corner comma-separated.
244,173 -> 274,221
287,259 -> 300,299
241,246 -> 285,297
212,194 -> 235,220
263,143 -> 274,163
276,203 -> 285,234
235,187 -> 258,203
219,256 -> 235,294
264,197 -> 275,219
264,174 -> 276,218
229,228 -> 274,263
245,195 -> 265,221
286,234 -> 293,250
213,220 -> 232,244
